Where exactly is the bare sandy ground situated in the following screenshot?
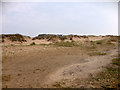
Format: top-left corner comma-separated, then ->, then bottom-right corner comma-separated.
2,40 -> 118,88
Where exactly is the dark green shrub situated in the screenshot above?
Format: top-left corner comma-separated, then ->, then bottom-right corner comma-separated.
11,44 -> 14,46
112,58 -> 120,66
1,34 -> 27,42
58,36 -> 67,41
30,42 -> 36,45
88,52 -> 107,56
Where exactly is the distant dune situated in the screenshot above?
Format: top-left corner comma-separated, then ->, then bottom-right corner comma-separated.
1,34 -> 118,46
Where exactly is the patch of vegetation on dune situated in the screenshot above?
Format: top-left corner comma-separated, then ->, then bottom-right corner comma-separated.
112,58 -> 120,66
91,57 -> 120,88
90,37 -> 118,46
2,75 -> 11,82
32,34 -> 56,40
39,43 -> 53,46
32,34 -> 68,41
88,52 -> 107,56
52,82 -> 62,88
54,41 -> 78,47
32,34 -> 89,42
109,36 -> 118,42
30,42 -> 36,45
94,67 -> 118,88
90,39 -> 107,45
2,34 -> 27,42
84,45 -> 96,50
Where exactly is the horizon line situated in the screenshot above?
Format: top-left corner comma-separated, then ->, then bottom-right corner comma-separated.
1,33 -> 119,37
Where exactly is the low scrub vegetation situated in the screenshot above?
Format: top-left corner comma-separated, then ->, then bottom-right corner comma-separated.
2,34 -> 27,42
30,42 -> 36,45
10,44 -> 14,46
94,66 -> 119,88
109,36 -> 118,42
92,57 -> 120,88
88,52 -> 107,56
90,39 -> 107,45
112,58 -> 120,66
2,75 -> 11,82
32,34 -> 68,41
54,41 -> 78,47
52,82 -> 62,88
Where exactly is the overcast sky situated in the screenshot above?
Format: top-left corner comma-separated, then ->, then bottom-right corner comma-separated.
2,2 -> 118,36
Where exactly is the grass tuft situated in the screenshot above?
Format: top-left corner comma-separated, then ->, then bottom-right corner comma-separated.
112,58 -> 120,66
92,57 -> 119,88
2,75 -> 11,82
88,52 -> 107,56
52,82 -> 62,87
30,42 -> 36,45
54,41 -> 78,47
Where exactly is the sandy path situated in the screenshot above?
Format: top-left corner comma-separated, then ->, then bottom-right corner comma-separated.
45,49 -> 118,87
